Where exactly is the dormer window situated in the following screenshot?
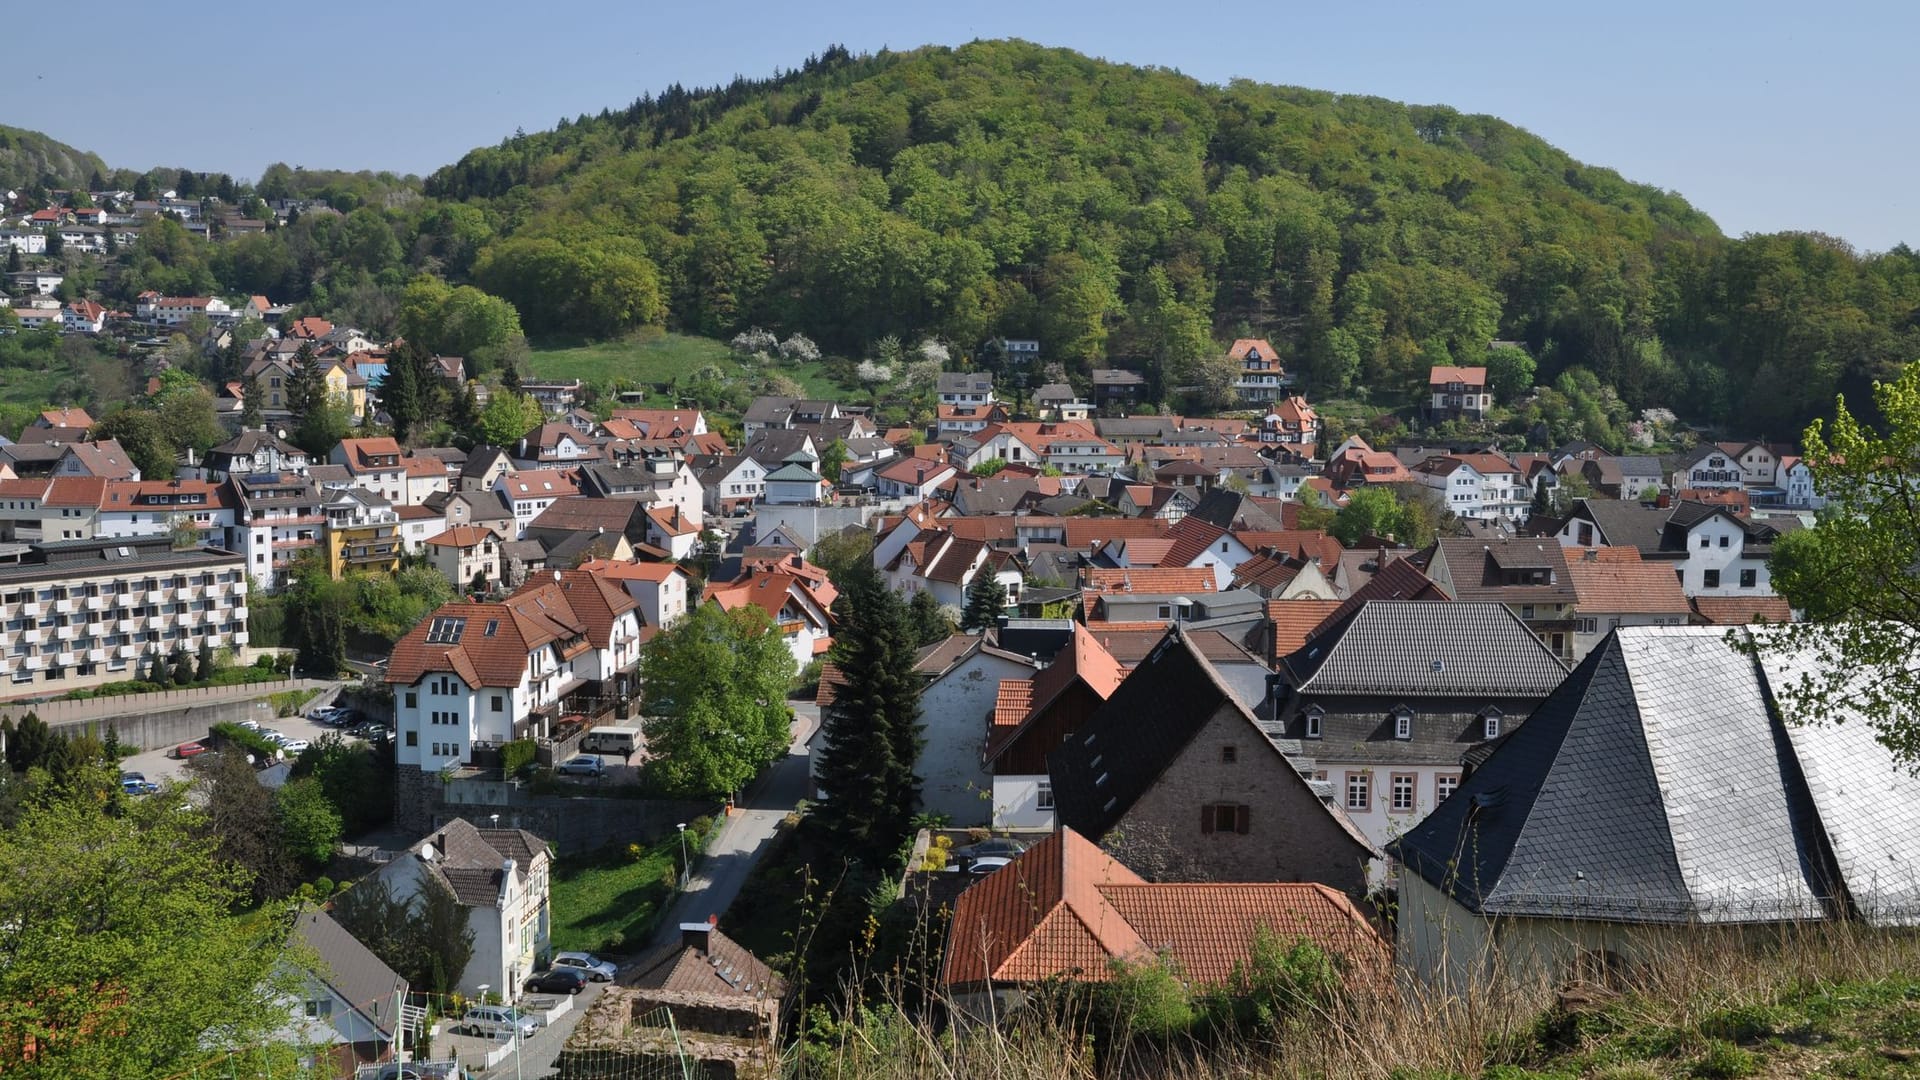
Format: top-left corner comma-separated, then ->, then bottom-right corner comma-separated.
1304,706 -> 1323,740
1392,707 -> 1413,741
1482,709 -> 1503,741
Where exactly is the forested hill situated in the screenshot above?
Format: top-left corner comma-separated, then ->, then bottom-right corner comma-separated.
0,124 -> 109,192
423,40 -> 1920,434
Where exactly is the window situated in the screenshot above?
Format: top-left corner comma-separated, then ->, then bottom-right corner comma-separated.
1304,708 -> 1322,739
1483,713 -> 1502,740
1740,568 -> 1757,588
1576,618 -> 1597,634
1201,803 -> 1249,834
1719,534 -> 1730,548
1036,781 -> 1054,811
1521,604 -> 1535,619
1393,710 -> 1412,740
405,692 -> 417,708
492,695 -> 504,712
1344,772 -> 1370,812
1703,569 -> 1721,589
405,731 -> 418,747
1699,536 -> 1710,549
1436,774 -> 1460,803
1390,773 -> 1417,812
1220,745 -> 1238,764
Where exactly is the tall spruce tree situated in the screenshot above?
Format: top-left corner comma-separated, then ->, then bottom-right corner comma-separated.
961,569 -> 1007,631
285,342 -> 322,422
813,559 -> 922,865
383,339 -> 426,441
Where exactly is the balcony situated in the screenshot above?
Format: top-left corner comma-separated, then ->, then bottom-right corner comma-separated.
232,630 -> 249,646
115,644 -> 135,659
55,652 -> 74,666
54,624 -> 74,641
233,605 -> 249,622
86,647 -> 105,663
84,594 -> 105,611
21,655 -> 40,671
115,618 -> 135,633
22,630 -> 41,645
21,602 -> 40,617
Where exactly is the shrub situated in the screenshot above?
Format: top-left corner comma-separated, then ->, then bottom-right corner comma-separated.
210,721 -> 280,760
1692,1039 -> 1758,1078
500,738 -> 537,776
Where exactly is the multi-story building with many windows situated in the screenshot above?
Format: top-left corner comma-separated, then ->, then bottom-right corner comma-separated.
0,536 -> 248,698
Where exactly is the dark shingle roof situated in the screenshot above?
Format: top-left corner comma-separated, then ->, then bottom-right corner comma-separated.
292,908 -> 408,1037
1391,628 -> 1842,925
1283,601 -> 1567,697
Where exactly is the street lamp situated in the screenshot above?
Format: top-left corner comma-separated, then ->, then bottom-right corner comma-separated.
676,822 -> 689,890
489,813 -> 500,830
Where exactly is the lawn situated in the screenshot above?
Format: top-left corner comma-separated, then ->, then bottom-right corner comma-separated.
547,839 -> 678,954
527,328 -> 847,406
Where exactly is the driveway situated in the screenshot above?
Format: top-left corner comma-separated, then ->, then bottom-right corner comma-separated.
117,688 -> 362,785
650,702 -> 818,945
444,978 -> 609,1079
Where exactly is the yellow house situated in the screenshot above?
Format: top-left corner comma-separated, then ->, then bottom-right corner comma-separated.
321,361 -> 369,418
325,522 -> 403,578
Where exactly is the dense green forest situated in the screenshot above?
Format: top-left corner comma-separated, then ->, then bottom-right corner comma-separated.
0,125 -> 108,193
16,41 -> 1920,435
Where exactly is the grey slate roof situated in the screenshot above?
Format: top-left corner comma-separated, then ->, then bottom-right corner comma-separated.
1391,627 -> 1873,926
1569,498 -> 1671,553
1283,601 -> 1567,697
292,908 -> 408,1037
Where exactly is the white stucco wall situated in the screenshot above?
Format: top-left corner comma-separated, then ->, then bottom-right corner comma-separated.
917,648 -> 1036,826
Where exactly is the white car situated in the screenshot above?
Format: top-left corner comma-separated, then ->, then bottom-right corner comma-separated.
279,739 -> 310,754
966,856 -> 1013,875
260,730 -> 288,744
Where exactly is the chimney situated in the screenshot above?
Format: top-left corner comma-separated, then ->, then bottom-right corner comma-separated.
1582,548 -> 1598,562
681,919 -> 714,952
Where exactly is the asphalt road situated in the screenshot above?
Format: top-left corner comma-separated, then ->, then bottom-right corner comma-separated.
459,978 -> 611,1080
651,701 -> 818,945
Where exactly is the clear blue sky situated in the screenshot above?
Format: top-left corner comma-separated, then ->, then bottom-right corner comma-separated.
7,0 -> 1913,250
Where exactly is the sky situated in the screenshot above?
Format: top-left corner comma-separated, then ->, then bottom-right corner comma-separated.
5,0 -> 1914,250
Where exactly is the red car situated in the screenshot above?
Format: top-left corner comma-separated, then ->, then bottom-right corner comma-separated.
173,741 -> 208,759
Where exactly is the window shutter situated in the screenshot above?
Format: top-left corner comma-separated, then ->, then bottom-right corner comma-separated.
1200,805 -> 1215,834
1235,805 -> 1250,835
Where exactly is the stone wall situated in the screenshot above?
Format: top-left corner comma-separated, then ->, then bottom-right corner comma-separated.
23,698 -> 271,754
395,764 -> 720,855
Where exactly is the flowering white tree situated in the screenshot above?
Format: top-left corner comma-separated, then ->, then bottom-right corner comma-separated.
918,339 -> 950,365
778,333 -> 820,363
855,360 -> 894,387
729,327 -> 778,360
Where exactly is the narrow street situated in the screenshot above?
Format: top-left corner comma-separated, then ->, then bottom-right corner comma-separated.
651,702 -> 819,945
479,703 -> 819,1078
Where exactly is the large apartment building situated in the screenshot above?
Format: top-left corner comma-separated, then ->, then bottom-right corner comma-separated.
0,537 -> 249,698
386,568 -> 642,829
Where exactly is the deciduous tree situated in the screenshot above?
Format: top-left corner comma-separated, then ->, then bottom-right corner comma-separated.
639,603 -> 795,797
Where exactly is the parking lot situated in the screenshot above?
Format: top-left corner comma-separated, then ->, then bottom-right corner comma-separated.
117,696 -> 383,785
436,978 -> 611,1079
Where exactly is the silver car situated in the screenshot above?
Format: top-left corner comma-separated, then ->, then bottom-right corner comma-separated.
457,1004 -> 538,1040
555,754 -> 605,778
551,951 -> 618,981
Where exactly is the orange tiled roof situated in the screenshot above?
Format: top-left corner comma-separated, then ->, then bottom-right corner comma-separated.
1082,567 -> 1216,594
985,625 -> 1123,761
1564,548 -> 1690,615
1690,595 -> 1794,625
992,678 -> 1034,729
424,525 -> 494,548
1062,518 -> 1171,551
815,660 -> 846,709
1428,365 -> 1487,386
1266,599 -> 1345,662
942,829 -> 1388,989
509,568 -> 637,650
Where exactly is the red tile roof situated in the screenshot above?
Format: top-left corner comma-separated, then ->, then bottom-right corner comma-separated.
1429,365 -> 1487,386
1266,599 -> 1346,662
984,625 -> 1123,762
424,525 -> 494,548
1690,595 -> 1794,625
991,679 -> 1034,730
1563,547 -> 1690,615
815,660 -> 846,709
288,317 -> 333,339
509,568 -> 637,650
1082,567 -> 1216,594
1062,518 -> 1171,551
943,829 -> 1387,989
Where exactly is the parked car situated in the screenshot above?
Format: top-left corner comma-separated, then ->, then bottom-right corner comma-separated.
551,951 -> 619,981
525,967 -> 589,995
260,730 -> 288,745
236,719 -> 263,732
966,856 -> 1013,875
120,778 -> 158,796
119,771 -> 146,784
952,838 -> 1031,862
457,1005 -> 538,1040
173,741 -> 207,759
279,739 -> 310,754
556,754 -> 605,778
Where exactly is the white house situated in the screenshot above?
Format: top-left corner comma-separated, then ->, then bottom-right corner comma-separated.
375,820 -> 552,1001
875,457 -> 957,501
577,558 -> 694,632
493,470 -> 579,539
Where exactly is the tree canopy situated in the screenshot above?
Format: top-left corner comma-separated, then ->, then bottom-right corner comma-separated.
639,601 -> 796,797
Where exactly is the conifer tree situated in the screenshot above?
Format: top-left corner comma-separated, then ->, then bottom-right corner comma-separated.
813,559 -> 922,865
961,569 -> 1007,631
383,339 -> 426,441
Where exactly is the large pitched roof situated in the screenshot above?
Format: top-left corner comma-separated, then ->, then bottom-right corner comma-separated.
1391,626 -> 1920,926
942,829 -> 1386,989
1265,599 -> 1346,663
403,819 -> 548,908
626,924 -> 784,999
985,625 -> 1124,762
292,908 -> 407,1037
1283,601 -> 1567,697
1430,537 -> 1576,605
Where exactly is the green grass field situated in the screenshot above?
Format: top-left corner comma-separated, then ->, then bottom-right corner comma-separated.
527,329 -> 846,406
547,841 -> 678,954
